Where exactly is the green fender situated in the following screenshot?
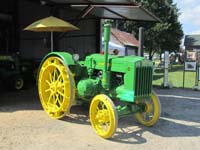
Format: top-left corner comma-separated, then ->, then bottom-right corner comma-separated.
37,52 -> 75,84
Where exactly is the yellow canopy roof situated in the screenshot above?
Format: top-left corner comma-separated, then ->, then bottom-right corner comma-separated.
24,16 -> 79,32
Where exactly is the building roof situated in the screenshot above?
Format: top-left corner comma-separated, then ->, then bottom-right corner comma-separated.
111,28 -> 139,47
184,35 -> 200,47
44,0 -> 160,22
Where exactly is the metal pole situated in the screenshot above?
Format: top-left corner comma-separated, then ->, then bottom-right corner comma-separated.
195,62 -> 198,86
183,63 -> 185,88
138,27 -> 144,57
198,66 -> 200,85
195,52 -> 198,86
51,31 -> 53,52
163,51 -> 169,87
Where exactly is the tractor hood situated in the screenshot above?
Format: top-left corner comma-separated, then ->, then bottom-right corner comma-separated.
84,54 -> 152,73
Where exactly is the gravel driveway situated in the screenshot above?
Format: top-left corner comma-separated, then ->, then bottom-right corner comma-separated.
0,87 -> 200,150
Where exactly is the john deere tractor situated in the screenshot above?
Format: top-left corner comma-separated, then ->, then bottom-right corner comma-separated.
37,23 -> 161,138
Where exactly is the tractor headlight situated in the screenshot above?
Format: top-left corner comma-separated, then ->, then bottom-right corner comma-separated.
72,54 -> 80,62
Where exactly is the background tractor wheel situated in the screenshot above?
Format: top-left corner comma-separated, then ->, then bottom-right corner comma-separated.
38,56 -> 75,119
13,75 -> 24,90
90,94 -> 118,138
5,75 -> 24,90
134,91 -> 161,126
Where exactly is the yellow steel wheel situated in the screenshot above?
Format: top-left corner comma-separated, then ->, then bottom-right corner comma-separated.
90,94 -> 118,138
134,91 -> 161,126
38,56 -> 75,119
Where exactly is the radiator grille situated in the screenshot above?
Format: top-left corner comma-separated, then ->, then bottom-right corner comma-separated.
135,66 -> 153,97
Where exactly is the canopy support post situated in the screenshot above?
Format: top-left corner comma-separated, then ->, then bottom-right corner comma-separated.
51,31 -> 53,52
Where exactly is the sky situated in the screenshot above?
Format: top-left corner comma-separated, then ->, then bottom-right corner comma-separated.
174,0 -> 200,35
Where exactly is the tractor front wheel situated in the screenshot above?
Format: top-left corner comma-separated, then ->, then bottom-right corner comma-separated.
14,76 -> 24,90
134,91 -> 161,126
90,94 -> 118,138
38,56 -> 75,119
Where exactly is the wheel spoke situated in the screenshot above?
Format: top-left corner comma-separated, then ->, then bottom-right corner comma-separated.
57,83 -> 65,89
55,94 -> 61,106
47,93 -> 53,104
49,72 -> 53,82
142,111 -> 152,121
52,69 -> 57,82
147,112 -> 153,118
146,112 -> 152,121
55,69 -> 59,79
56,74 -> 62,83
45,80 -> 51,86
56,95 -> 63,107
45,88 -> 51,93
57,89 -> 64,97
50,94 -> 56,104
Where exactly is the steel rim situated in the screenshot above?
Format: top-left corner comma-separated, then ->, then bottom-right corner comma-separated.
90,94 -> 118,138
38,56 -> 75,119
135,91 -> 161,126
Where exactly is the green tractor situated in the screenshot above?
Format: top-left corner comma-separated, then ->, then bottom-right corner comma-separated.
37,23 -> 161,138
0,54 -> 24,90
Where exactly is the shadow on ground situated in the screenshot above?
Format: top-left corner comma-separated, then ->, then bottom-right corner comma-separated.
0,87 -> 42,112
61,105 -> 90,125
1,87 -> 200,145
61,88 -> 200,144
109,114 -> 200,144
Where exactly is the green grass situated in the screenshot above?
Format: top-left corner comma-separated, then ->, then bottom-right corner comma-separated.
153,64 -> 199,88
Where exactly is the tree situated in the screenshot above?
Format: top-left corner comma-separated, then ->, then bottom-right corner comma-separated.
115,0 -> 184,60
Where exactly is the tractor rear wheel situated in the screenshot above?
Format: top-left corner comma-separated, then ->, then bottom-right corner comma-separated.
38,56 -> 75,119
134,91 -> 161,126
90,94 -> 118,138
